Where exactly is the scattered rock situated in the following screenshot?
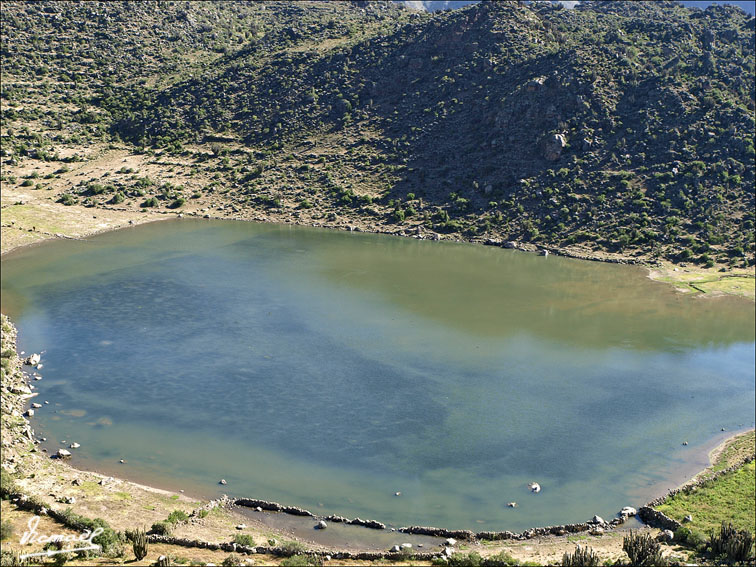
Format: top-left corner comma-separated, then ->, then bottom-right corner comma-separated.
31,402 -> 42,409
507,502 -> 517,508
394,491 -> 401,496
591,515 -> 605,524
400,543 -> 412,550
72,478 -> 82,486
219,479 -> 227,485
589,526 -> 604,536
682,441 -> 688,446
658,529 -> 675,542
119,459 -> 126,463
235,524 -> 247,530
24,353 -> 41,366
315,520 -> 328,530
445,538 -> 457,547
683,515 -> 693,523
528,482 -> 541,493
619,506 -> 637,517
25,409 -> 34,417
390,545 -> 401,553
70,442 -> 80,449
56,449 -> 71,458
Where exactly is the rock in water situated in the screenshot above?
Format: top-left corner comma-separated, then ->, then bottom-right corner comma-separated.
56,449 -> 71,458
528,482 -> 541,493
316,520 -> 327,530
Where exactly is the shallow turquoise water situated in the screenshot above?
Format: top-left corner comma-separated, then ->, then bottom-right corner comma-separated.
2,219 -> 754,531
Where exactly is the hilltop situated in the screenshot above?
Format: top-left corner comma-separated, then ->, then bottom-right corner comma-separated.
1,0 -> 754,269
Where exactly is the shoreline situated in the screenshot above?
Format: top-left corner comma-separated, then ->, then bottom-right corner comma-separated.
2,206 -> 754,303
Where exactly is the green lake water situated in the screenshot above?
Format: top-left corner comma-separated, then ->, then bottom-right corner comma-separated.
1,219 -> 754,531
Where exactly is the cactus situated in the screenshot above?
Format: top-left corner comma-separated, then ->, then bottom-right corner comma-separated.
155,555 -> 171,567
562,545 -> 600,566
132,526 -> 148,560
710,522 -> 754,564
623,531 -> 666,566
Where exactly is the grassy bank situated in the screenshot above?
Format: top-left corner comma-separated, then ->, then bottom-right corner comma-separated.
655,431 -> 756,540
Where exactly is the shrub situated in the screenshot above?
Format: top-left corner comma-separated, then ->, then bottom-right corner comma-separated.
109,192 -> 125,204
166,510 -> 188,524
132,527 -> 148,560
141,197 -> 159,208
221,554 -> 244,566
0,469 -> 18,498
448,552 -> 482,567
709,522 -> 754,564
58,193 -> 76,206
623,531 -> 666,566
168,197 -> 186,209
0,549 -> 26,566
0,519 -> 13,541
20,179 -> 34,186
233,533 -> 255,547
279,541 -> 306,557
562,545 -> 600,566
482,551 -> 519,566
151,521 -> 173,536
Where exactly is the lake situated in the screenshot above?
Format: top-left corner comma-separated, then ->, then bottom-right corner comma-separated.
1,218 -> 754,531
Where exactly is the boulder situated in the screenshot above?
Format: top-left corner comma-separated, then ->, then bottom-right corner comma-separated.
56,449 -> 71,458
235,524 -> 247,530
507,502 -> 517,508
316,521 -> 328,530
390,545 -> 401,553
25,353 -> 41,366
542,133 -> 567,161
528,482 -> 541,493
589,527 -> 604,536
445,538 -> 457,547
658,530 -> 675,542
591,515 -> 605,524
620,507 -> 637,517
219,479 -> 227,485
31,403 -> 42,409
70,442 -> 80,449
683,515 -> 693,523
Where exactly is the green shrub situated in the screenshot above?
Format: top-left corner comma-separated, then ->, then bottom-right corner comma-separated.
709,522 -> 754,564
141,197 -> 159,208
109,192 -> 125,204
562,545 -> 600,566
279,541 -> 306,557
0,470 -> 18,498
448,552 -> 482,567
168,197 -> 186,209
58,193 -> 76,206
166,510 -> 188,524
151,521 -> 173,536
0,519 -> 13,541
20,179 -> 34,186
221,554 -> 244,566
233,533 -> 255,547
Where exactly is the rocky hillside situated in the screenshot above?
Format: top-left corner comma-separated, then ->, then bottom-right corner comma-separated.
1,0 -> 754,266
